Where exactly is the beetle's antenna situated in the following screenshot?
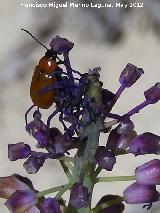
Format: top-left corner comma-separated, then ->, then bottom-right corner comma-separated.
21,28 -> 49,51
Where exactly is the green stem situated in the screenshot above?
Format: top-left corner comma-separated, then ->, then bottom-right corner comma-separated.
55,183 -> 72,199
37,183 -> 69,197
96,175 -> 135,183
94,167 -> 102,177
58,156 -> 74,163
60,160 -> 73,180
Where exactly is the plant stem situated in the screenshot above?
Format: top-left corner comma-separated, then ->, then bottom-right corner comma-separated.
60,160 -> 73,180
37,183 -> 70,197
55,183 -> 72,199
58,156 -> 74,163
96,175 -> 135,183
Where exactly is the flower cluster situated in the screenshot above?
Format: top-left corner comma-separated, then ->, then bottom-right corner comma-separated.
1,35 -> 160,212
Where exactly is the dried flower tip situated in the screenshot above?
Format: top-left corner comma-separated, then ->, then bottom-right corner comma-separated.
119,63 -> 144,88
8,142 -> 31,161
23,156 -> 45,174
144,82 -> 160,104
50,35 -> 74,54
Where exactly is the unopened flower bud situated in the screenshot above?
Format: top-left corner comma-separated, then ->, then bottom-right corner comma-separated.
69,183 -> 89,209
107,129 -> 137,152
116,118 -> 134,135
5,190 -> 38,213
8,142 -> 31,161
135,159 -> 160,185
0,175 -> 31,199
95,146 -> 116,171
102,89 -> 115,111
119,63 -> 144,88
97,195 -> 125,213
40,198 -> 61,213
124,182 -> 159,204
26,119 -> 48,147
129,132 -> 160,155
23,156 -> 45,174
144,82 -> 160,104
50,36 -> 74,54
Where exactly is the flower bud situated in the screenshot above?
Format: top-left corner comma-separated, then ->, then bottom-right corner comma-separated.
40,198 -> 61,213
116,118 -> 134,135
135,159 -> 160,185
107,129 -> 137,152
102,89 -> 115,111
144,82 -> 160,104
123,182 -> 159,204
69,183 -> 89,209
5,190 -> 38,213
23,156 -> 45,174
97,195 -> 125,213
129,132 -> 160,155
26,119 -> 48,147
50,36 -> 74,54
0,175 -> 31,199
26,206 -> 40,213
119,63 -> 144,88
8,142 -> 31,161
95,146 -> 116,171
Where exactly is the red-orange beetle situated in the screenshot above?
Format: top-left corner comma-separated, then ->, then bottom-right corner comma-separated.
22,29 -> 58,109
30,55 -> 57,109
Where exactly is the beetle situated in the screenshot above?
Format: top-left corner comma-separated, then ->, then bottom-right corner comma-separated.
21,29 -> 62,126
22,29 -> 60,109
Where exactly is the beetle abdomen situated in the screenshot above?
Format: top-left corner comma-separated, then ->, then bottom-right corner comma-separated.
30,65 -> 56,109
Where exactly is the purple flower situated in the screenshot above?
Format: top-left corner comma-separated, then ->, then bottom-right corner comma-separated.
46,132 -> 72,155
102,89 -> 115,111
26,206 -> 40,213
116,118 -> 134,135
97,195 -> 125,213
0,175 -> 39,212
95,146 -> 116,171
5,190 -> 38,213
26,119 -> 48,147
123,182 -> 159,204
69,183 -> 90,209
23,156 -> 45,174
135,159 -> 160,185
144,82 -> 160,104
50,36 -> 74,54
129,132 -> 160,155
119,63 -> 144,88
40,198 -> 61,213
8,142 -> 31,161
0,175 -> 31,199
106,129 -> 137,153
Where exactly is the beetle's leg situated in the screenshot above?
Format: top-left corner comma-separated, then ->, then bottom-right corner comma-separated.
72,69 -> 83,76
59,113 -> 68,131
25,104 -> 35,127
47,109 -> 59,128
33,107 -> 41,120
38,80 -> 67,94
